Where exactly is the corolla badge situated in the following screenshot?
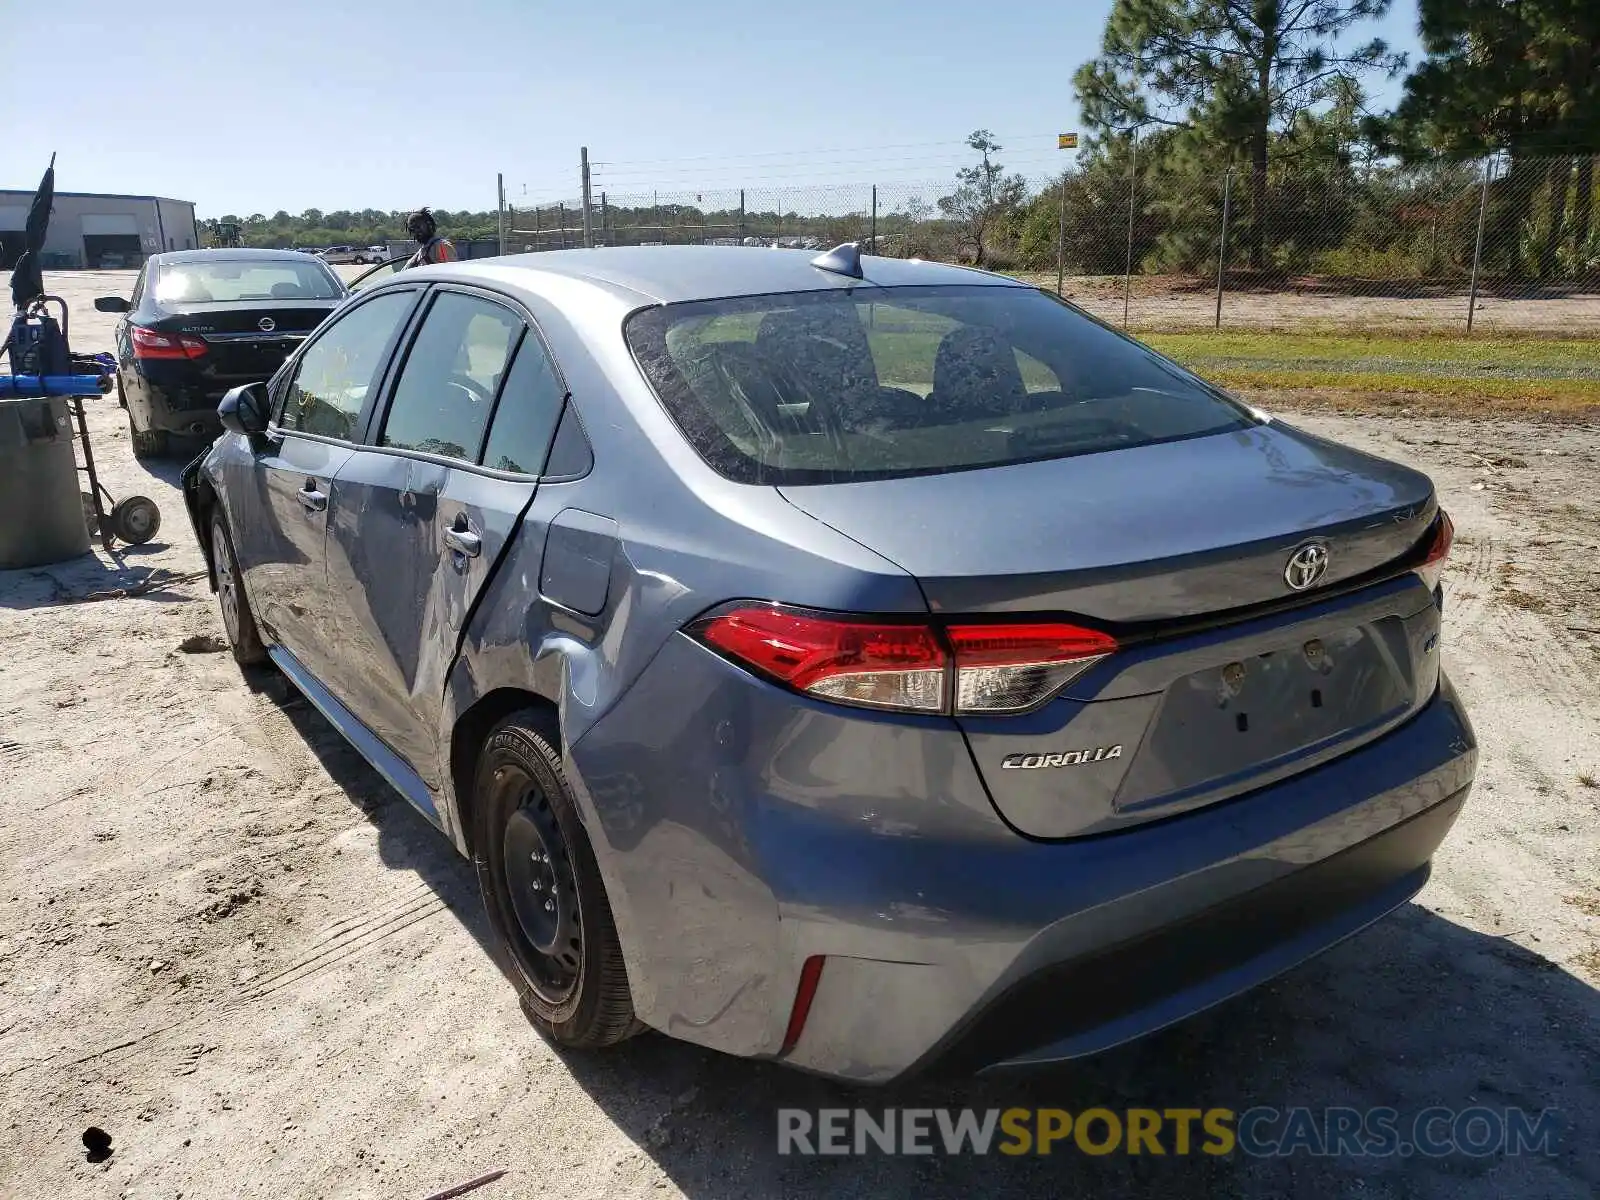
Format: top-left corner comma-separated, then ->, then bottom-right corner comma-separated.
1284,541 -> 1330,591
1001,746 -> 1123,769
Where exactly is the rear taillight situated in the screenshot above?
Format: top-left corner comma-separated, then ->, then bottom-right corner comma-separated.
689,604 -> 1116,716
131,326 -> 208,360
1414,510 -> 1454,593
947,622 -> 1118,713
693,605 -> 946,712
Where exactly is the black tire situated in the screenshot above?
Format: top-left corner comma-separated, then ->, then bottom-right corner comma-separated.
129,408 -> 168,459
115,373 -> 128,410
473,709 -> 642,1049
210,512 -> 266,666
111,495 -> 161,545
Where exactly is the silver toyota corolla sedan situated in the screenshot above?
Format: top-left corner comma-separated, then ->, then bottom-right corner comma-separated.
181,244 -> 1475,1084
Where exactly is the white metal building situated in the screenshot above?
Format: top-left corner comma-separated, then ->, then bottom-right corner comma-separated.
0,190 -> 199,270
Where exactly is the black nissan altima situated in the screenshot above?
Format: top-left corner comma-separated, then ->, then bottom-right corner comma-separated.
96,248 -> 348,458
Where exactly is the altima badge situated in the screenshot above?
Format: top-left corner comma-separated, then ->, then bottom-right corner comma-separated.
1001,746 -> 1123,769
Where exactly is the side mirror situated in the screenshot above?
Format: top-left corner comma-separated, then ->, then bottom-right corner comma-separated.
219,383 -> 271,437
94,296 -> 131,313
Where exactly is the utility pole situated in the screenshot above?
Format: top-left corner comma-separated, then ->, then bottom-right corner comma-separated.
496,173 -> 506,256
580,147 -> 594,249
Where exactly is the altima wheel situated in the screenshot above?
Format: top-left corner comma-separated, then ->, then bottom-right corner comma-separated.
474,709 -> 642,1048
210,513 -> 266,666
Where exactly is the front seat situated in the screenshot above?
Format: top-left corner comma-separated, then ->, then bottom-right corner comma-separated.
929,325 -> 1028,420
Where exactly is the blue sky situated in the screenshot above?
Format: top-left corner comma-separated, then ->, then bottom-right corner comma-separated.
6,0 -> 1423,218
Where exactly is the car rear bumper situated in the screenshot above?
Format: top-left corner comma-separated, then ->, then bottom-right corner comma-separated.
569,636 -> 1475,1085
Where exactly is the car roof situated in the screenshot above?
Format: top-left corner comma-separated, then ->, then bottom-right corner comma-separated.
427,245 -> 1024,305
153,248 -> 319,265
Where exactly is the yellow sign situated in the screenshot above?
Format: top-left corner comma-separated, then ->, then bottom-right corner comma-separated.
1058,133 -> 1079,149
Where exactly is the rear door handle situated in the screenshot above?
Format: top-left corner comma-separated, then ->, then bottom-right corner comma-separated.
443,519 -> 482,558
298,480 -> 327,513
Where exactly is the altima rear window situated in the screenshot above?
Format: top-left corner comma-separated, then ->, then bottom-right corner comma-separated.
153,259 -> 343,304
625,284 -> 1255,485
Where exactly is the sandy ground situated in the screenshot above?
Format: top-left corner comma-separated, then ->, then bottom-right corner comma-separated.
1010,272 -> 1600,334
1,271 -> 1597,1199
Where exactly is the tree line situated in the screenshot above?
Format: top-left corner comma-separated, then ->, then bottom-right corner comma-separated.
952,0 -> 1600,281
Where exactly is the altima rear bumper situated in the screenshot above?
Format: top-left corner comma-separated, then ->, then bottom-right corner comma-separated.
568,637 -> 1475,1085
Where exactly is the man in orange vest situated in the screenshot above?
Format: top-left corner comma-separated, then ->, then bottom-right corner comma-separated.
403,208 -> 457,269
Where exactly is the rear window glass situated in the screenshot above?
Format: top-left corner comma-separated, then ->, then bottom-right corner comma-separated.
625,285 -> 1254,485
153,258 -> 342,304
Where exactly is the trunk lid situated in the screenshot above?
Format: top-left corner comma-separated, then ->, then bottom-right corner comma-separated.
778,422 -> 1443,839
776,422 -> 1435,624
151,300 -> 340,389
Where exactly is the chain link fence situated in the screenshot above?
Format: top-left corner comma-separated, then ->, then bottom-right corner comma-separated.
506,154 -> 1600,335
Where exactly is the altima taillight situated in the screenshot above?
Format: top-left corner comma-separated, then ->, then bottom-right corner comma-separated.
131,326 -> 208,360
688,603 -> 1116,715
1414,510 -> 1454,593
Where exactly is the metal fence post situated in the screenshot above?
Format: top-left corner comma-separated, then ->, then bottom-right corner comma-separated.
871,185 -> 877,253
497,173 -> 506,256
1122,130 -> 1139,326
740,189 -> 746,242
1467,156 -> 1493,333
580,148 -> 594,248
1214,168 -> 1233,330
600,192 -> 608,245
558,202 -> 566,250
1056,175 -> 1067,296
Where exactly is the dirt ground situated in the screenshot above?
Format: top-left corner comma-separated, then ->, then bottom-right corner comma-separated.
1011,271 -> 1600,334
1,271 -> 1597,1199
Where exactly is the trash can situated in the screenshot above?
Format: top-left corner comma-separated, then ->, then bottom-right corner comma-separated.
0,394 -> 91,568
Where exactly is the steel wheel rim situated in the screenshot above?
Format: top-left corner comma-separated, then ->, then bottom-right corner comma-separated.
212,523 -> 240,642
124,503 -> 155,540
499,772 -> 582,1003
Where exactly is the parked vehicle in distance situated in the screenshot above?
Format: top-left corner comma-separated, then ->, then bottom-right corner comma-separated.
96,248 -> 347,458
319,245 -> 380,265
181,245 -> 1474,1084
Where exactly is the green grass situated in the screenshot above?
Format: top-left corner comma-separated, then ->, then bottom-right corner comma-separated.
1144,331 -> 1600,414
1145,331 -> 1600,370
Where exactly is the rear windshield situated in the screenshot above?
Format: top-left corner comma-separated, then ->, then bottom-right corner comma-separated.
153,258 -> 343,304
625,284 -> 1255,485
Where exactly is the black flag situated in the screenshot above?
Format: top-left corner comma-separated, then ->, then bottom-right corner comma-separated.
10,153 -> 56,309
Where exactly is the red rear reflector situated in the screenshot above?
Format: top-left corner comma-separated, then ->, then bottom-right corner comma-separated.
1415,510 -> 1454,592
693,605 -> 945,712
131,326 -> 207,359
781,955 -> 826,1055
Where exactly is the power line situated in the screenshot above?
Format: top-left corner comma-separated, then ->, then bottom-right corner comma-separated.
591,133 -> 1063,170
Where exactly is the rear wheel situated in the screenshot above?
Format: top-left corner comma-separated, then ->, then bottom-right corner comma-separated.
210,513 -> 265,666
473,710 -> 641,1049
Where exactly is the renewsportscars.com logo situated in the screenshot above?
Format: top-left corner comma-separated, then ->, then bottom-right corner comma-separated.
777,1106 -> 1562,1158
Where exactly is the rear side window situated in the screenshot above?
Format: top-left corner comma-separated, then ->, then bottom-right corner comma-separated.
625,285 -> 1253,485
380,292 -> 523,461
280,291 -> 414,440
481,334 -> 566,474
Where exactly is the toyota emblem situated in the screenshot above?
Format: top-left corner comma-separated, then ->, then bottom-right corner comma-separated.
258,317 -> 276,332
1284,541 -> 1330,591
